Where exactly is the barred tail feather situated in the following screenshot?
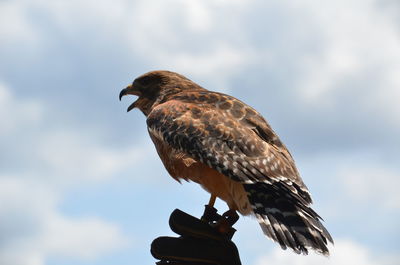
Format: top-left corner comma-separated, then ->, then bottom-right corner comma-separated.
244,183 -> 333,255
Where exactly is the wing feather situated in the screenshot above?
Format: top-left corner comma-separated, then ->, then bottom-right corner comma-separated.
147,91 -> 310,203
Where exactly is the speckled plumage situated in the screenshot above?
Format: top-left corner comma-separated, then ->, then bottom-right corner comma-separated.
120,70 -> 333,255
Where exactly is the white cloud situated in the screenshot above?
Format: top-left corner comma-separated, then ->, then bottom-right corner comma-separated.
2,0 -> 399,111
0,81 -> 147,184
0,1 -> 39,46
36,129 -> 147,183
298,152 -> 400,223
43,215 -> 128,260
0,82 -> 44,137
0,177 -> 129,265
128,0 -> 253,89
33,0 -> 129,35
292,0 -> 400,123
338,165 -> 400,210
0,0 -> 253,91
0,82 -> 140,264
255,238 -> 399,265
150,43 -> 254,90
180,0 -> 213,32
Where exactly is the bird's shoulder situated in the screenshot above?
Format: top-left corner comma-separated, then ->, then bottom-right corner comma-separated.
157,91 -> 284,143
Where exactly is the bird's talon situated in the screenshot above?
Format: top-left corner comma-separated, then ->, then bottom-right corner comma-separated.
204,209 -> 239,239
222,209 -> 239,227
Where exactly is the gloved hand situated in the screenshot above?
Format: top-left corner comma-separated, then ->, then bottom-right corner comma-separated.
151,209 -> 242,265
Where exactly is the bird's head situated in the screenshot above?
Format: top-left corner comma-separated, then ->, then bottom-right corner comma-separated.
119,70 -> 204,115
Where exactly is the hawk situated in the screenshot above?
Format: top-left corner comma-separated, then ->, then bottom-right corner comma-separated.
119,70 -> 333,255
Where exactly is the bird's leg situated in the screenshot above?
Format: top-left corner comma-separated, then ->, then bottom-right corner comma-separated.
208,194 -> 216,207
201,194 -> 221,223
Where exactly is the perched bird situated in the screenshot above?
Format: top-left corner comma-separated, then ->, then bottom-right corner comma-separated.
119,70 -> 333,255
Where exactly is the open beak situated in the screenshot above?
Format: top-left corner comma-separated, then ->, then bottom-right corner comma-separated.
119,84 -> 141,112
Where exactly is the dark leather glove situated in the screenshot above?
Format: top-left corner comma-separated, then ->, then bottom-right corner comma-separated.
151,209 -> 242,265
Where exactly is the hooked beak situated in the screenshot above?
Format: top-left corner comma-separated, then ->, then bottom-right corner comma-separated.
119,84 -> 141,112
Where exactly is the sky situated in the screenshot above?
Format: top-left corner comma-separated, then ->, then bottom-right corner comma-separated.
0,0 -> 399,265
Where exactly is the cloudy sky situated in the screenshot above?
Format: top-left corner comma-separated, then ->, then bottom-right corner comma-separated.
1,0 -> 399,264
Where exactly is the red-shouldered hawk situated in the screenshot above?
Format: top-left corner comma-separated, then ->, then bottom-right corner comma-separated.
119,70 -> 333,255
